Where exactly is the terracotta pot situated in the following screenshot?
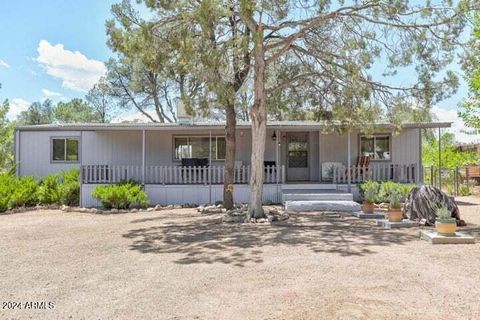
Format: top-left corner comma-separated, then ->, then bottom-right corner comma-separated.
362,202 -> 375,214
388,208 -> 403,222
436,219 -> 457,236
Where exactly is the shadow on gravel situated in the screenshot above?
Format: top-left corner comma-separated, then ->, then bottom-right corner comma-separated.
123,212 -> 418,266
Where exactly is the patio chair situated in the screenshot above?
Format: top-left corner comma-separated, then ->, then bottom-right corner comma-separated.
345,156 -> 371,180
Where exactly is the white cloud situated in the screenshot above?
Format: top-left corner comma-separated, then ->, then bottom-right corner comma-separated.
0,59 -> 10,68
7,98 -> 30,120
36,40 -> 106,92
42,88 -> 62,98
432,105 -> 480,144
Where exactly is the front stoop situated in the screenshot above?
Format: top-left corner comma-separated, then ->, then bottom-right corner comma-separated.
419,231 -> 476,244
285,200 -> 361,213
376,219 -> 419,229
351,211 -> 385,219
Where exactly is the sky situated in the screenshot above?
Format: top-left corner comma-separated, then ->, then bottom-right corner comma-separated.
0,1 -> 478,143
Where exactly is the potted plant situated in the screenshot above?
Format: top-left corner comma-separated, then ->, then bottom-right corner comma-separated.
360,180 -> 379,214
435,205 -> 456,236
387,187 -> 403,222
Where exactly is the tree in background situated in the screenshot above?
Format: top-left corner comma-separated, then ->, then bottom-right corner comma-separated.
0,100 -> 15,170
17,99 -> 54,125
86,78 -> 116,123
459,13 -> 480,134
237,1 -> 473,218
423,132 -> 479,169
54,98 -> 105,123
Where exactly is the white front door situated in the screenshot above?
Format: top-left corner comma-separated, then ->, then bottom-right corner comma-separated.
286,132 -> 309,181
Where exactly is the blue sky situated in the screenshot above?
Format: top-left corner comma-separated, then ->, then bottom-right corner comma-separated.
0,1 -> 477,142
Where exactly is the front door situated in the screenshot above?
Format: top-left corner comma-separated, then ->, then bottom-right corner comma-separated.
287,132 -> 309,181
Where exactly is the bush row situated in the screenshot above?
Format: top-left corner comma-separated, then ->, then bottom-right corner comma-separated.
359,181 -> 415,204
0,169 -> 80,212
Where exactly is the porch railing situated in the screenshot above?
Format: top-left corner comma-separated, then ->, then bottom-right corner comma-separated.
332,163 -> 417,184
81,164 -> 286,185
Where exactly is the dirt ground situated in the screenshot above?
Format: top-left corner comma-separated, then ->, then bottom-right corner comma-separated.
0,197 -> 479,320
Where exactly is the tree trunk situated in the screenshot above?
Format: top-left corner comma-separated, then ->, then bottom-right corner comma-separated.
248,25 -> 267,219
223,102 -> 236,210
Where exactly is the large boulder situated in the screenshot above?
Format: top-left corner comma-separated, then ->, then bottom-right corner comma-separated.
403,185 -> 462,226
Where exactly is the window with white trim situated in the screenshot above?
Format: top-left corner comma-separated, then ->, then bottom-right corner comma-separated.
174,136 -> 226,160
360,135 -> 391,160
52,138 -> 79,162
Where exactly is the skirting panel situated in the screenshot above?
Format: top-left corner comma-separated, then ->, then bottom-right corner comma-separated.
81,184 -> 282,207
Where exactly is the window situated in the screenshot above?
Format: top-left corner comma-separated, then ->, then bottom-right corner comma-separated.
52,138 -> 79,162
174,136 -> 226,160
360,135 -> 391,160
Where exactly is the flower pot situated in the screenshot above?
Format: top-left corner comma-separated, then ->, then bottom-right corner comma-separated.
435,219 -> 457,236
362,202 -> 375,214
388,208 -> 403,222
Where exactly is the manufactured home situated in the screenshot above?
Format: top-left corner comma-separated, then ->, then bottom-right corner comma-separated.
14,121 -> 450,207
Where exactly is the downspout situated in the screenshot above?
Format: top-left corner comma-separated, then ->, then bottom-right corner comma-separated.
14,129 -> 20,177
79,130 -> 83,208
142,129 -> 146,185
209,130 -> 212,204
347,130 -> 351,193
275,129 -> 279,203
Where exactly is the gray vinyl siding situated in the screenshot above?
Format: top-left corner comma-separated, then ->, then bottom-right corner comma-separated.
18,130 -> 81,177
16,127 -> 420,179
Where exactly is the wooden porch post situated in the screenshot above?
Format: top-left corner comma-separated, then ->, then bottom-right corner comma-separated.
318,130 -> 321,182
347,130 -> 351,193
142,129 -> 146,184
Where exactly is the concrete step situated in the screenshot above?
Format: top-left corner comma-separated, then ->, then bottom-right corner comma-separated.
283,193 -> 353,201
282,184 -> 336,190
285,200 -> 361,213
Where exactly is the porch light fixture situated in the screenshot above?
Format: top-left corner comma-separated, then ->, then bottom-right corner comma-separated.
272,131 -> 277,141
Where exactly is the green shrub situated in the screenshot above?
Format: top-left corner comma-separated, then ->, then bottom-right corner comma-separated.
436,205 -> 453,221
37,174 -> 61,205
388,186 -> 402,209
8,176 -> 38,208
0,173 -> 17,212
360,180 -> 379,203
378,181 -> 398,203
58,169 -> 80,206
91,182 -> 149,209
459,184 -> 471,196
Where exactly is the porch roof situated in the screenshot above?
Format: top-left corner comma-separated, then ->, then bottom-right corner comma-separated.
16,120 -> 452,131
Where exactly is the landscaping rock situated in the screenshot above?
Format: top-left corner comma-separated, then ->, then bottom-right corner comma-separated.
110,209 -> 119,214
173,204 -> 182,209
79,207 -> 89,213
404,185 -> 461,226
130,208 -> 138,213
197,205 -> 205,212
154,204 -> 163,211
147,207 -> 155,212
222,215 -> 245,223
165,205 -> 174,210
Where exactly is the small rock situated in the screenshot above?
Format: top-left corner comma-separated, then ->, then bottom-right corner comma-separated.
257,218 -> 268,223
222,215 -> 244,223
173,204 -> 182,209
88,208 -> 98,214
154,204 -> 162,211
147,207 -> 154,212
197,205 -> 205,212
268,215 -> 278,222
110,208 -> 119,214
165,205 -> 174,210
61,205 -> 70,212
215,201 -> 223,206
278,214 -> 289,221
130,208 -> 138,213
96,210 -> 104,214
79,207 -> 89,213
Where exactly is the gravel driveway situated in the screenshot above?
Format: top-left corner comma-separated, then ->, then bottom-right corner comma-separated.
1,196 -> 479,320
